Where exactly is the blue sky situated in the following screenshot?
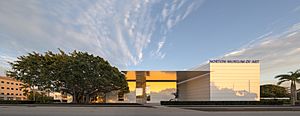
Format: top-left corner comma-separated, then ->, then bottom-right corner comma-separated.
1,0 -> 300,85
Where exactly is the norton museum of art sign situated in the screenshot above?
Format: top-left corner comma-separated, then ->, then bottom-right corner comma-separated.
209,60 -> 259,63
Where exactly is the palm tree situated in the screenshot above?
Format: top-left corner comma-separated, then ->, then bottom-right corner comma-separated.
275,70 -> 300,105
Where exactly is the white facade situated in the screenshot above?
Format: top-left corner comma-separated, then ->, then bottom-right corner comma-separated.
178,61 -> 260,101
209,63 -> 260,101
49,92 -> 73,103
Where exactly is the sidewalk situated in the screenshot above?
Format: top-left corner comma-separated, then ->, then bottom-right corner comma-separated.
0,103 -> 149,107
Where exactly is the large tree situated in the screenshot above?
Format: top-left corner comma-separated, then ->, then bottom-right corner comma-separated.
6,50 -> 128,103
275,70 -> 300,105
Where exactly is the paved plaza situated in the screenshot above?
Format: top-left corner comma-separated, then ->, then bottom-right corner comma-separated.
1,106 -> 300,116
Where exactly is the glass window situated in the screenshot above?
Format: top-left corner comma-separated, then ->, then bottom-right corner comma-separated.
1,81 -> 4,83
136,88 -> 143,97
6,82 -> 9,84
11,93 -> 14,95
16,94 -> 18,95
11,88 -> 14,90
16,83 -> 19,85
7,87 -> 9,90
7,93 -> 10,95
1,93 -> 4,95
11,82 -> 14,85
16,88 -> 18,90
1,87 -> 4,89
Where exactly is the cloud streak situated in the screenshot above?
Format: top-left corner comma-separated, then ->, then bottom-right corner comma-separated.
0,0 -> 202,72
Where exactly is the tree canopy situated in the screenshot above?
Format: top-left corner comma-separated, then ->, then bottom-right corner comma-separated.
260,84 -> 289,98
6,50 -> 129,103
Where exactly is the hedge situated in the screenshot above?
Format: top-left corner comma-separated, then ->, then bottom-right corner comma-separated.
161,100 -> 290,105
0,100 -> 36,104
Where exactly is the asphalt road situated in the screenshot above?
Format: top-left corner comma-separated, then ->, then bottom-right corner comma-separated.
1,106 -> 300,116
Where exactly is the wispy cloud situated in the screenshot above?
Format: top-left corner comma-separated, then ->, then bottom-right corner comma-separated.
292,5 -> 300,12
0,0 -> 202,73
151,0 -> 204,59
193,22 -> 300,85
0,55 -> 16,75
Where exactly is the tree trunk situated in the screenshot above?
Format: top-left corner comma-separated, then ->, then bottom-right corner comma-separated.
104,93 -> 106,103
33,91 -> 36,101
72,89 -> 77,103
85,94 -> 90,104
291,81 -> 296,106
293,81 -> 297,104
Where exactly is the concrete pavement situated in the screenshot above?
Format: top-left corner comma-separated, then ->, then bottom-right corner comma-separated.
1,106 -> 300,116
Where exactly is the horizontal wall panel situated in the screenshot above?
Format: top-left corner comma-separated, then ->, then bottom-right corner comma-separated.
210,63 -> 260,101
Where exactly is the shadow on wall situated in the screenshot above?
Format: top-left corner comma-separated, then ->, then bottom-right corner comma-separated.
148,88 -> 176,103
210,83 -> 258,101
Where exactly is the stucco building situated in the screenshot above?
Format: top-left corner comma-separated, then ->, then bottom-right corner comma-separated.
0,76 -> 28,100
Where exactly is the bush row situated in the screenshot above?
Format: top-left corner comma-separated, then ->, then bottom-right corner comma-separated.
0,100 -> 36,104
161,100 -> 290,105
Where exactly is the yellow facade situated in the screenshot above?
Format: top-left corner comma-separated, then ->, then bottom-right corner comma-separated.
127,82 -> 136,92
145,71 -> 177,80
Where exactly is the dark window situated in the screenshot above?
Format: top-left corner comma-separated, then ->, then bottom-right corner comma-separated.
16,97 -> 21,100
147,94 -> 151,101
16,88 -> 18,90
16,83 -> 18,85
1,93 -> 4,95
11,88 -> 14,90
7,93 -> 10,95
1,81 -> 4,83
1,87 -> 4,89
11,82 -> 14,85
7,87 -> 9,90
6,82 -> 9,84
16,94 -> 18,95
11,93 -> 14,95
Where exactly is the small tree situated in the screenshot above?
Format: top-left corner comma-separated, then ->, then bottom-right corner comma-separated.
260,84 -> 289,98
275,70 -> 300,105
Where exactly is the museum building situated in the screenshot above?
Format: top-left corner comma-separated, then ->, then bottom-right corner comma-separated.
105,60 -> 260,103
